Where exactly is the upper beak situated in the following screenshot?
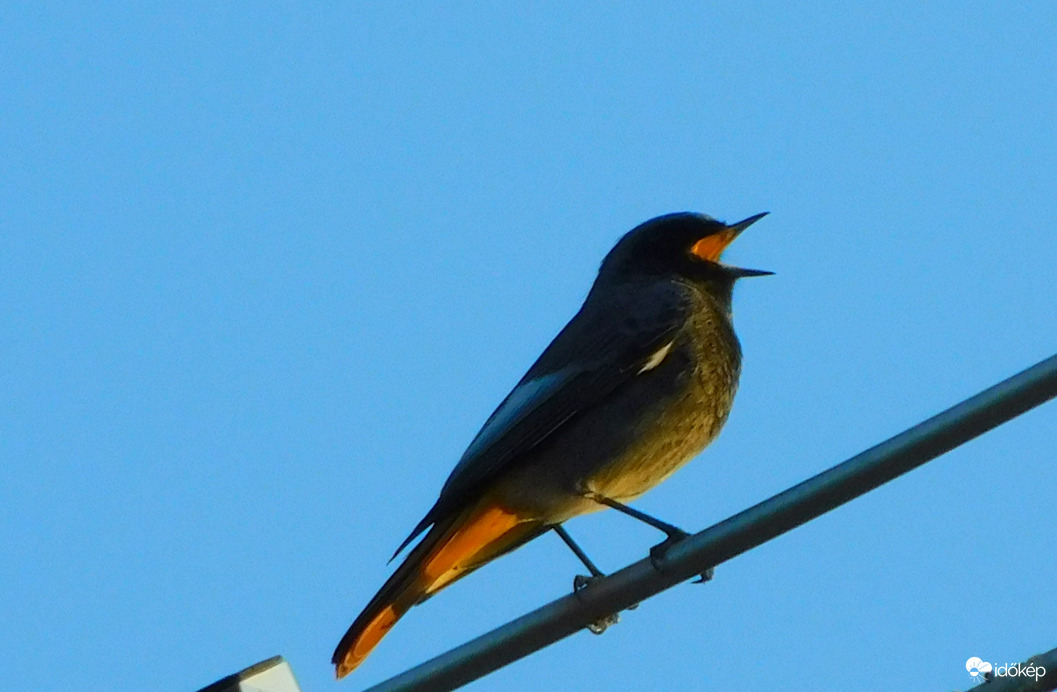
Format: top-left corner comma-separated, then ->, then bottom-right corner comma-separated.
727,211 -> 769,236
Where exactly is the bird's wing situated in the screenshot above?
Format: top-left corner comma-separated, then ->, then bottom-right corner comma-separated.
391,282 -> 689,558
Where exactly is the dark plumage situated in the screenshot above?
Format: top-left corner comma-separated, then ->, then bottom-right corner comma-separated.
333,211 -> 770,677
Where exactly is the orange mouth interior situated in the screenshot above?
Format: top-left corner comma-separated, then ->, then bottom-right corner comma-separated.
690,229 -> 738,262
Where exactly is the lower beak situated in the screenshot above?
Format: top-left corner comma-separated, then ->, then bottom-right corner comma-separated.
727,266 -> 774,278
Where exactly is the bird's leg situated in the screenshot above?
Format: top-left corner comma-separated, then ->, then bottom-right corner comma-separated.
552,525 -> 605,582
590,494 -> 712,582
551,525 -> 620,634
590,495 -> 689,543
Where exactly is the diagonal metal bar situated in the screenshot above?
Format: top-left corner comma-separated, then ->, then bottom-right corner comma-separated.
362,353 -> 1057,692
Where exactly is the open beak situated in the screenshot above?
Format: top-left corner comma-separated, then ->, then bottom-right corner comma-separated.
691,211 -> 773,277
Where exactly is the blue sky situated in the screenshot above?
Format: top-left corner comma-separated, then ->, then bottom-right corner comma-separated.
2,3 -> 1055,691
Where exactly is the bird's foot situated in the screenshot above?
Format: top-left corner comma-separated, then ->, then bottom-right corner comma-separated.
573,573 -> 600,592
586,612 -> 620,635
648,527 -> 690,570
572,574 -> 622,634
647,528 -> 712,582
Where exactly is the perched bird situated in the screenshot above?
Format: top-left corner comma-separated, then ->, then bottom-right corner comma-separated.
333,211 -> 770,677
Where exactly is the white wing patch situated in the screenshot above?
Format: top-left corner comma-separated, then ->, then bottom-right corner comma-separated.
637,340 -> 675,375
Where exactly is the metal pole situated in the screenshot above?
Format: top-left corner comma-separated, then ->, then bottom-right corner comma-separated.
363,354 -> 1057,692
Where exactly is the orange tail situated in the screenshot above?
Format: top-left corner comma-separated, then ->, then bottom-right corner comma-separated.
332,500 -> 546,678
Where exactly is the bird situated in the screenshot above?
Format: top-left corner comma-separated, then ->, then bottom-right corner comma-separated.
332,211 -> 771,677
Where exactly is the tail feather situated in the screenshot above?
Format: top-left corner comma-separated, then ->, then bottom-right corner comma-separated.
332,500 -> 545,678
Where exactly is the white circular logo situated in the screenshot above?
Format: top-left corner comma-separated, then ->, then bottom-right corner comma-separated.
966,657 -> 993,679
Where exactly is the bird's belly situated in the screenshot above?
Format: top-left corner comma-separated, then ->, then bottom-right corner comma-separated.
582,388 -> 727,502
581,328 -> 738,503
500,373 -> 733,523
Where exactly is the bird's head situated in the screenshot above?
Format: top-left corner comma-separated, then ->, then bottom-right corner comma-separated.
598,212 -> 772,286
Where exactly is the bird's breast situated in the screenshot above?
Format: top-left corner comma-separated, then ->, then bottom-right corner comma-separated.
581,290 -> 742,502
